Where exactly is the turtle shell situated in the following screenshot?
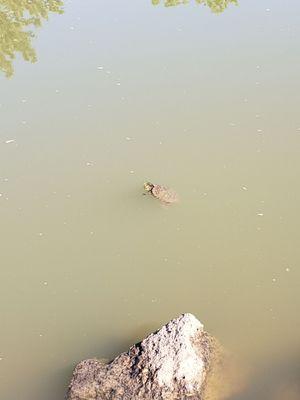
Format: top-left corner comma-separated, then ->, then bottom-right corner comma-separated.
151,184 -> 178,204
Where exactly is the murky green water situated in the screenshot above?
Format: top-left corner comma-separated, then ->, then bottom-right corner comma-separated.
1,1 -> 300,399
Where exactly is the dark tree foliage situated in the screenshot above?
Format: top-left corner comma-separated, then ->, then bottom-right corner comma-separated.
0,0 -> 63,77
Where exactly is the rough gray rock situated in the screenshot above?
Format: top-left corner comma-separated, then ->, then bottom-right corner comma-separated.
67,313 -> 223,400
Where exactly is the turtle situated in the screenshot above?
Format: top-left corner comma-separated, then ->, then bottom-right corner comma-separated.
143,182 -> 178,204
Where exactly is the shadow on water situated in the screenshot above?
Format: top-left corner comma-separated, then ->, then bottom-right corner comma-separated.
228,353 -> 300,400
0,0 -> 63,77
152,0 -> 238,13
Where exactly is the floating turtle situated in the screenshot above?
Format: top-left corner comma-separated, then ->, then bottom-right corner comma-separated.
143,182 -> 178,204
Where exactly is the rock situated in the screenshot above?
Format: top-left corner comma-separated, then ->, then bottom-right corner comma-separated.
67,313 -> 232,400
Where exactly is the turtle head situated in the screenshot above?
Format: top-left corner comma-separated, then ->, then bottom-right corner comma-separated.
144,182 -> 154,192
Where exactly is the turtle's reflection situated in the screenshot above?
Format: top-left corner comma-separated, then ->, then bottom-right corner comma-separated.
0,0 -> 63,77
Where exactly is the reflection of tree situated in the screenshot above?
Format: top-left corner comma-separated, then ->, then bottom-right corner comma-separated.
0,1 -> 63,77
152,0 -> 238,13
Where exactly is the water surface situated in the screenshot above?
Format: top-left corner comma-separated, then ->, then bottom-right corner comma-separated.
1,1 -> 300,399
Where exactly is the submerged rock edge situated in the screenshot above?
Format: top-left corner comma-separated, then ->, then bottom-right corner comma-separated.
67,313 -> 228,400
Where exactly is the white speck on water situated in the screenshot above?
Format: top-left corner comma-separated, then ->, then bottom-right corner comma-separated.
38,232 -> 44,236
159,141 -> 163,145
285,267 -> 290,272
164,258 -> 168,262
125,136 -> 132,141
55,89 -> 60,93
39,334 -> 43,337
0,194 -> 2,197
90,231 -> 94,235
70,26 -> 75,30
21,120 -> 27,125
257,129 -> 263,134
66,194 -> 71,198
272,278 -> 277,283
257,213 -> 264,216
255,114 -> 260,118
106,70 -> 111,74
97,66 -> 103,70
3,178 -> 8,182
43,281 -> 48,286
255,81 -> 260,85
86,161 -> 92,166
130,170 -> 134,174
5,139 -> 15,144
256,65 -> 261,69
116,82 -> 121,86
229,122 -> 236,127
21,99 -> 27,103
266,8 -> 271,12
151,298 -> 158,303
202,192 -> 208,197
241,186 -> 248,191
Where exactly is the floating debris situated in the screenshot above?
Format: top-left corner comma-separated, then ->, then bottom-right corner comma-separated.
5,139 -> 15,144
